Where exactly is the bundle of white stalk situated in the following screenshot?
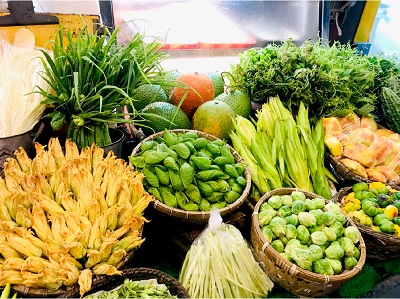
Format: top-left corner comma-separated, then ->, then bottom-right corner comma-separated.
0,28 -> 51,137
0,138 -> 154,296
179,211 -> 274,298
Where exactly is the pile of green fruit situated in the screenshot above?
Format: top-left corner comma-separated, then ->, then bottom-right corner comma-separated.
258,191 -> 362,275
129,129 -> 247,211
341,181 -> 400,236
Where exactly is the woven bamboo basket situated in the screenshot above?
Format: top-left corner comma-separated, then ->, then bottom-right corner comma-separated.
251,188 -> 366,298
11,227 -> 143,298
130,129 -> 251,225
58,267 -> 189,298
332,186 -> 400,261
328,155 -> 400,186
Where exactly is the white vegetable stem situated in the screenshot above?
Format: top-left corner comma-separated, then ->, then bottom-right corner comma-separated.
0,30 -> 50,138
179,223 -> 274,298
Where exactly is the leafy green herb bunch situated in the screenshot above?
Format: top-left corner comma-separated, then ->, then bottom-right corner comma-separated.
37,23 -> 170,149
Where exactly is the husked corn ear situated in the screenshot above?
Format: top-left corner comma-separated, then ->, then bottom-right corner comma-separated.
1,257 -> 25,270
92,263 -> 122,276
0,270 -> 24,286
85,249 -> 102,269
78,269 -> 93,297
6,233 -> 43,257
107,249 -> 127,266
65,139 -> 80,160
0,239 -> 23,259
31,202 -> 54,242
14,147 -> 32,175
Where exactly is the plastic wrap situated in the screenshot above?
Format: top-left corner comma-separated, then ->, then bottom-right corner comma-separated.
323,113 -> 400,183
178,210 -> 274,298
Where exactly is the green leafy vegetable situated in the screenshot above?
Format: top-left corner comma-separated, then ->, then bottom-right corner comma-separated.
227,38 -> 379,123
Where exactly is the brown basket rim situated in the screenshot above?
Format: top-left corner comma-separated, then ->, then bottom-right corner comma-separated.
11,226 -> 144,297
329,155 -> 400,185
130,129 -> 251,224
58,267 -> 189,298
251,187 -> 367,284
332,186 -> 400,244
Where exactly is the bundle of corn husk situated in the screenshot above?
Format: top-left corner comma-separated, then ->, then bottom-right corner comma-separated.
0,138 -> 154,296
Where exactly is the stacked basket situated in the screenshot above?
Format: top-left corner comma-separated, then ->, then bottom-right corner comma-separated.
251,188 -> 366,298
59,268 -> 189,298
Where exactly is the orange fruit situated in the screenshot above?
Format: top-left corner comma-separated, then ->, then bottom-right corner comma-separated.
192,100 -> 235,141
170,72 -> 214,118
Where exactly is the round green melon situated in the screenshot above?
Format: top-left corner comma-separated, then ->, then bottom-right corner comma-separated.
140,102 -> 191,136
131,84 -> 168,112
214,90 -> 252,118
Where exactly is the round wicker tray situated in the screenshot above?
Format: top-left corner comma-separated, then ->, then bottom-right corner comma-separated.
58,267 -> 189,298
328,155 -> 400,186
251,188 -> 366,298
130,129 -> 251,225
332,186 -> 400,261
11,226 -> 144,298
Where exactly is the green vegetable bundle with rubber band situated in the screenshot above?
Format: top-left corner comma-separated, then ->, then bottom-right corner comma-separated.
37,23 -> 171,149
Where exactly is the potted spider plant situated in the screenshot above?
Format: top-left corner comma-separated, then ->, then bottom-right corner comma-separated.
37,24 -> 170,149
